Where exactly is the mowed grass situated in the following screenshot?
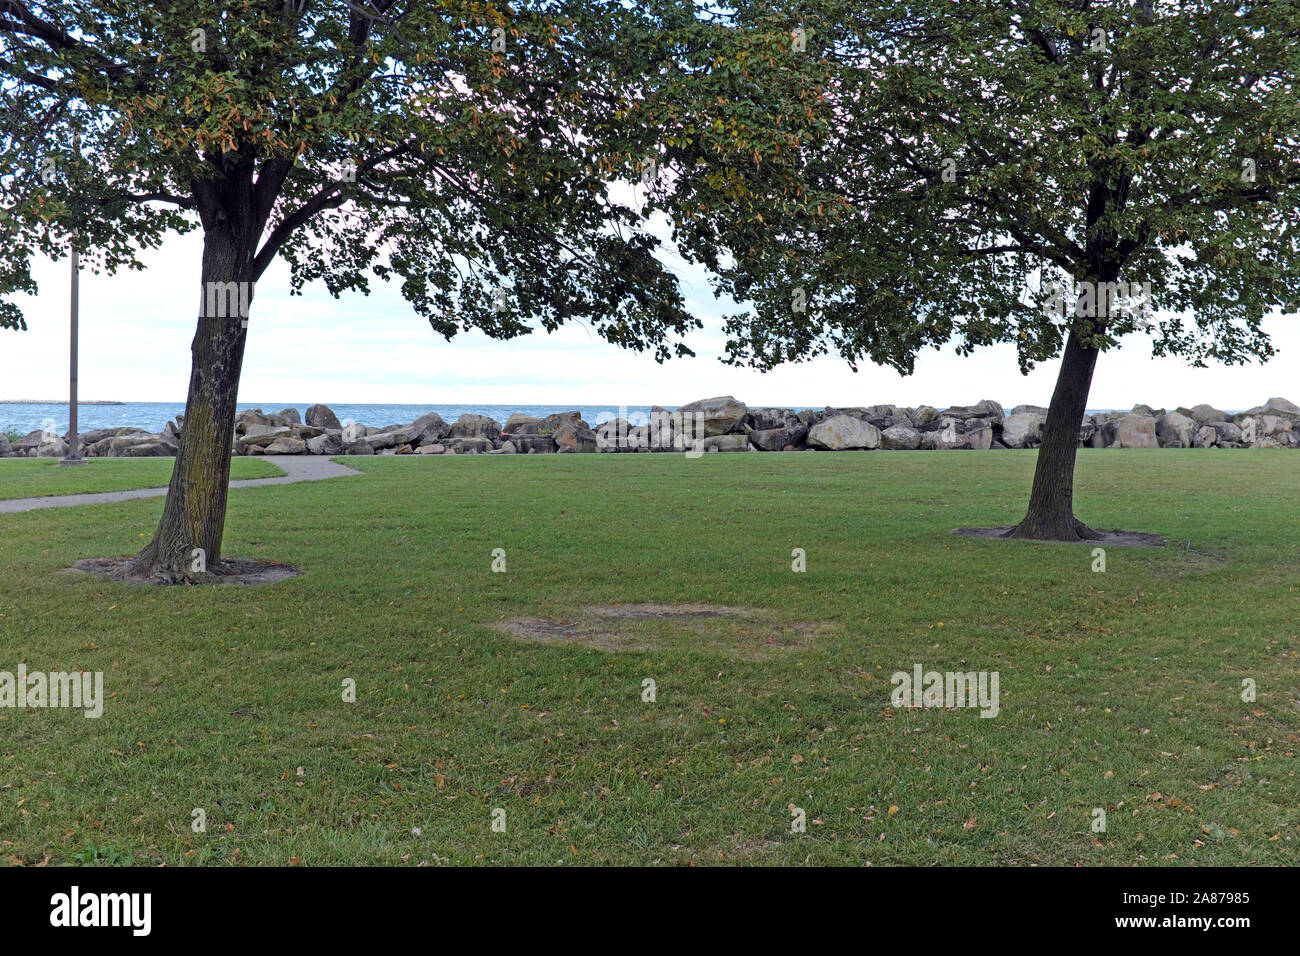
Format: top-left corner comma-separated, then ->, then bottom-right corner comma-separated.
0,449 -> 1295,866
0,457 -> 285,501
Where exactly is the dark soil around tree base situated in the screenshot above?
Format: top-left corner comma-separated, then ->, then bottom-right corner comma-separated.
67,556 -> 303,586
951,527 -> 1166,547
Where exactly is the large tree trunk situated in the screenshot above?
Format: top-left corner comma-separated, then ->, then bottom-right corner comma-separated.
1003,327 -> 1102,541
127,227 -> 252,582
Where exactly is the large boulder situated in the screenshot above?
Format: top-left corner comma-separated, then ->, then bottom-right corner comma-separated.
910,405 -> 941,427
236,409 -> 272,434
1210,420 -> 1242,444
445,436 -> 493,454
80,431 -> 176,458
1009,404 -> 1049,417
677,396 -> 748,437
595,417 -> 681,452
305,404 -> 342,430
829,404 -> 906,429
884,409 -> 915,429
512,435 -> 556,454
745,407 -> 800,431
595,419 -> 632,452
502,414 -> 548,436
647,407 -> 691,444
77,427 -> 152,447
702,434 -> 753,452
1001,412 -> 1044,449
1179,403 -> 1230,425
306,433 -> 343,456
796,408 -> 828,429
1234,416 -> 1263,445
0,434 -> 9,456
552,422 -> 598,453
1259,415 -> 1293,437
1242,396 -> 1300,423
274,407 -> 302,425
342,440 -> 375,455
624,424 -> 655,452
1156,411 -> 1196,448
82,434 -> 137,457
11,429 -> 50,454
504,415 -> 577,452
1192,425 -> 1217,448
879,424 -> 922,450
749,424 -> 808,451
920,420 -> 969,450
264,436 -> 308,455
618,412 -> 679,452
964,423 -> 994,451
9,429 -> 63,457
943,399 -> 1005,420
365,426 -> 416,450
239,425 -> 292,448
1116,413 -> 1158,448
825,405 -> 872,423
450,414 -> 503,443
35,436 -> 68,457
651,408 -> 690,448
545,410 -> 586,428
1089,418 -> 1119,448
807,414 -> 880,450
116,440 -> 175,458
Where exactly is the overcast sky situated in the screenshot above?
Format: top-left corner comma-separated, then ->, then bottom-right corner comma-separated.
3,229 -> 1295,411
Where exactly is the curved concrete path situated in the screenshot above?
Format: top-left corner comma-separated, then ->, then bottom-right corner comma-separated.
0,456 -> 363,514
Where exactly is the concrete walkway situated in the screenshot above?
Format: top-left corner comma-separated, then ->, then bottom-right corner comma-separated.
0,456 -> 363,515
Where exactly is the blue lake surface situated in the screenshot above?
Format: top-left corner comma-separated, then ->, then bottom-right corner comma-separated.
0,402 -> 744,434
0,401 -> 1193,436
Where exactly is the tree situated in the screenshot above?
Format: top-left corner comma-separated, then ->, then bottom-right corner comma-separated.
652,0 -> 1300,540
0,0 -> 700,581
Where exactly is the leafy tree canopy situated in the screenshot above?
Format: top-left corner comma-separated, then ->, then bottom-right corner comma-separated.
0,0 -> 705,359
652,0 -> 1300,376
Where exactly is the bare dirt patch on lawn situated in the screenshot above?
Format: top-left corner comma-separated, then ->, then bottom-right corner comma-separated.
493,603 -> 820,659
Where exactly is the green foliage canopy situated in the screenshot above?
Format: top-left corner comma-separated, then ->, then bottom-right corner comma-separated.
651,0 -> 1300,376
0,0 -> 703,359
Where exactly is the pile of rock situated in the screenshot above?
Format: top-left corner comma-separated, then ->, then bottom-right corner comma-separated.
5,396 -> 1297,457
1078,400 -> 1300,449
1,423 -> 182,459
230,405 -> 601,457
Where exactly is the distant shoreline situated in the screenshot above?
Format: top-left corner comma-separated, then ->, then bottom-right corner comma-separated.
0,400 -> 123,405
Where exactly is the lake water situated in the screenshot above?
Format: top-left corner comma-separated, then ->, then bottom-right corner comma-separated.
0,401 -> 1175,436
0,402 -> 744,435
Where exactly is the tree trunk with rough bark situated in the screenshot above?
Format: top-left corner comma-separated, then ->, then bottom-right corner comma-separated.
127,226 -> 253,582
1004,327 -> 1102,541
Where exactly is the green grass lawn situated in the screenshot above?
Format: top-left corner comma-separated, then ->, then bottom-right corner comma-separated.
0,457 -> 285,501
0,449 -> 1295,866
